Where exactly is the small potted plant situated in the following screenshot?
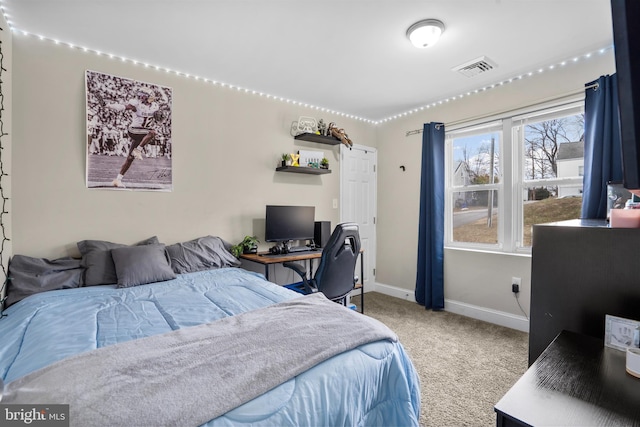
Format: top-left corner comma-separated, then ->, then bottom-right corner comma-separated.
281,153 -> 292,167
320,157 -> 329,169
231,236 -> 260,257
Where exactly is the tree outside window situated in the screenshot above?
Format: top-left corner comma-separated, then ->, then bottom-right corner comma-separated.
446,101 -> 585,252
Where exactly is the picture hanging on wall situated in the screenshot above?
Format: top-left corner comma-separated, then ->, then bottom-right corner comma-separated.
85,70 -> 173,191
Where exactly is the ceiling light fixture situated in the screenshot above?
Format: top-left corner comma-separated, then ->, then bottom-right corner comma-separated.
407,19 -> 445,48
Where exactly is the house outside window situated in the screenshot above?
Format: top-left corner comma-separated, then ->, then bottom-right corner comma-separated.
446,123 -> 502,248
556,141 -> 585,198
446,100 -> 584,252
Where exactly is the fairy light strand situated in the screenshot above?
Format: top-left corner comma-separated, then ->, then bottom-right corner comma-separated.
378,45 -> 614,123
0,25 -> 10,319
8,28 -> 374,123
4,21 -> 612,126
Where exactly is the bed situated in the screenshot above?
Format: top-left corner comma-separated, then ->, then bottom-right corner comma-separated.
0,236 -> 420,426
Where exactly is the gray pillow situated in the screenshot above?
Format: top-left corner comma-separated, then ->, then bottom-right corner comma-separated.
165,235 -> 240,274
78,236 -> 160,286
111,244 -> 176,288
6,255 -> 83,307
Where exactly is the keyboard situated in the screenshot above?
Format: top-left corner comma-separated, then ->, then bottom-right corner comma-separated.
288,246 -> 313,253
260,253 -> 296,259
259,248 -> 317,258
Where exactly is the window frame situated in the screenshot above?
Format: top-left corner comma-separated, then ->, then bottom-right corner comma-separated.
445,120 -> 505,251
444,97 -> 585,254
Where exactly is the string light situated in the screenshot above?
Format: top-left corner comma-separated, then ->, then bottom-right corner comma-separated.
4,27 -> 373,123
4,23 -> 612,125
0,25 -> 10,317
377,45 -> 613,123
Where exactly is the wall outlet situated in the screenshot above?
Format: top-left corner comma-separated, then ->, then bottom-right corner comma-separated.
512,277 -> 521,294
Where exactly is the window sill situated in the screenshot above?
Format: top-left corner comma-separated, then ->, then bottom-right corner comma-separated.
444,245 -> 532,257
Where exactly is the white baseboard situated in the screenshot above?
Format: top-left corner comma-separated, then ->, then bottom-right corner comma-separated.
371,281 -> 416,301
444,299 -> 529,333
373,281 -> 529,333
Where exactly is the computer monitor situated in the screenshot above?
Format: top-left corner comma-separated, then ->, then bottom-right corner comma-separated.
265,205 -> 315,243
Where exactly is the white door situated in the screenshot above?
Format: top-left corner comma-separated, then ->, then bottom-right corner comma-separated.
340,144 -> 377,293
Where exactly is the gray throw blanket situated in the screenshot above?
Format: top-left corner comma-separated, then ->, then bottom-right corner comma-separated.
3,293 -> 397,426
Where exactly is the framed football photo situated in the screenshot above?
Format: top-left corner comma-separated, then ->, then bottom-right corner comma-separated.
85,70 -> 173,191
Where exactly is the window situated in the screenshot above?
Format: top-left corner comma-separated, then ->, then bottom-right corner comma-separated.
447,123 -> 502,247
445,100 -> 584,252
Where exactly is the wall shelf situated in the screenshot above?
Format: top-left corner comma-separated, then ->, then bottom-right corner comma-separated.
276,166 -> 331,175
294,133 -> 341,145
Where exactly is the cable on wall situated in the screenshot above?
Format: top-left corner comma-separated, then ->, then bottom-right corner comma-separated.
0,25 -> 10,319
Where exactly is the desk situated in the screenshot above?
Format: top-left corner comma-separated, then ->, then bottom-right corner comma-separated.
240,250 -> 364,313
494,330 -> 640,426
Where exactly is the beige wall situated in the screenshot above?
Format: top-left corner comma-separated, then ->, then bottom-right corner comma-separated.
11,35 -> 374,259
10,33 -> 616,327
375,50 -> 615,327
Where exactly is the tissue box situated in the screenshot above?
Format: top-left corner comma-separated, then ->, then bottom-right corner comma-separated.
610,209 -> 640,228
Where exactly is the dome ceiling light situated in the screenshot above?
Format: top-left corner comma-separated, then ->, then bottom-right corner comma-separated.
407,19 -> 445,48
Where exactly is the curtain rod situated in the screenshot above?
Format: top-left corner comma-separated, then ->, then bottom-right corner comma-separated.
404,82 -> 599,137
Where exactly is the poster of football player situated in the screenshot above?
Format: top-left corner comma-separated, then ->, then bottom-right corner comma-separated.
85,70 -> 173,191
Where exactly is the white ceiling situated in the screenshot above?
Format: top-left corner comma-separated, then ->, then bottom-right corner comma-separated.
4,0 -> 614,122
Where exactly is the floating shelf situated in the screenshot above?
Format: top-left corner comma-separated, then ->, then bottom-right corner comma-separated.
276,166 -> 331,175
294,133 -> 341,145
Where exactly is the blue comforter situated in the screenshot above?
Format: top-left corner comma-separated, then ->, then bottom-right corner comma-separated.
0,268 -> 420,426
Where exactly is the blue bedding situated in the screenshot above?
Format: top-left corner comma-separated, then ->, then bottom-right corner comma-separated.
0,267 -> 420,426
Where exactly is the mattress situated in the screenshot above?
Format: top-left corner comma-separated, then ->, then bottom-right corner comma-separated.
0,267 -> 420,426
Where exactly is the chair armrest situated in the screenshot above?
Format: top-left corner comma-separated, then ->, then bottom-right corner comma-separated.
282,262 -> 317,294
283,261 -> 306,278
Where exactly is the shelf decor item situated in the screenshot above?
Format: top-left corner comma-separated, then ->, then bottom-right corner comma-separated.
317,119 -> 327,136
327,122 -> 353,148
281,153 -> 292,167
290,153 -> 300,166
299,149 -> 324,168
321,158 -> 329,169
294,116 -> 318,134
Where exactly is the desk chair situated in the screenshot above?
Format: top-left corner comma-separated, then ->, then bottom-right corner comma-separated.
283,222 -> 361,306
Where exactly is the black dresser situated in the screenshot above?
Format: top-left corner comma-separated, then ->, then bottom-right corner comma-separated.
495,330 -> 640,426
529,219 -> 640,365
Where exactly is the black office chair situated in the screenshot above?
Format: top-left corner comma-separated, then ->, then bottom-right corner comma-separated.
283,222 -> 361,306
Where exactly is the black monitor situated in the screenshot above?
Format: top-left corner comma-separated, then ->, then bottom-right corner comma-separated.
265,205 -> 315,243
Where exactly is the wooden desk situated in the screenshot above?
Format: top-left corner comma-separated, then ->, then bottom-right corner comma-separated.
240,250 -> 364,313
240,251 -> 322,280
495,330 -> 640,426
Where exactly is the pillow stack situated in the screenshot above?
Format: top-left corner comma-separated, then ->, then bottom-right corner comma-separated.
77,236 -> 177,289
5,256 -> 84,307
165,235 -> 241,274
6,235 -> 242,306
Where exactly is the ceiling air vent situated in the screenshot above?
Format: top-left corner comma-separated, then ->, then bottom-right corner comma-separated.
453,56 -> 497,78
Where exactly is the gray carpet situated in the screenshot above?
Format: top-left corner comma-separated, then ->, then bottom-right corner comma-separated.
353,292 -> 529,427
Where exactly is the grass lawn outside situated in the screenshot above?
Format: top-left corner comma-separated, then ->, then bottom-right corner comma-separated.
453,197 -> 583,247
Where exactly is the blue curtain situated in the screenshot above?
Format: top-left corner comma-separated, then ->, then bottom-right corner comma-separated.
415,122 -> 445,310
582,74 -> 623,219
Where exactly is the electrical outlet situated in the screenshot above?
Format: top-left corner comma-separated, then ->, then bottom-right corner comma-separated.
512,277 -> 521,294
